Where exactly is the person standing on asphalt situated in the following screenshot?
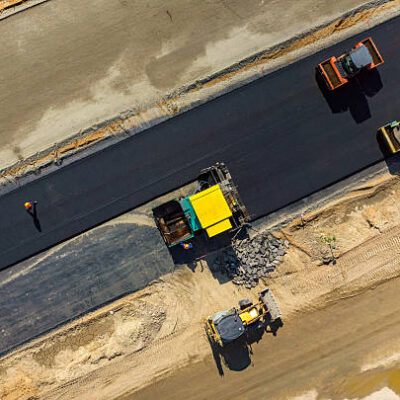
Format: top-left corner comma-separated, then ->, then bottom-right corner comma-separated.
24,201 -> 41,231
180,242 -> 193,250
24,201 -> 37,213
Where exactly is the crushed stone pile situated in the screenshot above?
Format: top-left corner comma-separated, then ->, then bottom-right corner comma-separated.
212,232 -> 289,288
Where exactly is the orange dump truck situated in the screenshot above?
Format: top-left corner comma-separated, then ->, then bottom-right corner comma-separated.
318,37 -> 384,90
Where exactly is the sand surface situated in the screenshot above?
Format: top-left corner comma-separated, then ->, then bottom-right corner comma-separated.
130,276 -> 400,400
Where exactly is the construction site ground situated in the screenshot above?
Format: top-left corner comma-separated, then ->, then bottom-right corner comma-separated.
2,170 -> 400,400
1,0 -> 400,177
3,1 -> 400,399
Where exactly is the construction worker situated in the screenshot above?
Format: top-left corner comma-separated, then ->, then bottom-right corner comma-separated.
180,242 -> 193,250
24,201 -> 37,212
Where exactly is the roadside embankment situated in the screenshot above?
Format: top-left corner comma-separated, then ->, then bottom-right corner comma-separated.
1,0 -> 400,185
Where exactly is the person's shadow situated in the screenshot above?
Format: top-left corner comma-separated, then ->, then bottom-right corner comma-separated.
27,202 -> 42,232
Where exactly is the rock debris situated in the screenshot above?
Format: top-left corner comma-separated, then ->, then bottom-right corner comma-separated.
212,233 -> 289,288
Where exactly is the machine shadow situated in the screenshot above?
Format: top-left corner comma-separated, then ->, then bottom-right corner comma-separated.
169,231 -> 233,266
380,153 -> 400,177
169,228 -> 250,284
208,318 -> 283,376
203,227 -> 250,284
315,68 -> 382,124
220,340 -> 252,372
357,68 -> 383,97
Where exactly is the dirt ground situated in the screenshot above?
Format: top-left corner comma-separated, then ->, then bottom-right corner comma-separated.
131,273 -> 400,400
0,0 -> 395,173
2,172 -> 400,399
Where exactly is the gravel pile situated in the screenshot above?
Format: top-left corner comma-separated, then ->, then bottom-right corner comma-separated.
212,233 -> 290,288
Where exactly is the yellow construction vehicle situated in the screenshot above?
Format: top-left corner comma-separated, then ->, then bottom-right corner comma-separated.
377,120 -> 400,154
206,289 -> 281,347
317,37 -> 383,91
153,162 -> 250,247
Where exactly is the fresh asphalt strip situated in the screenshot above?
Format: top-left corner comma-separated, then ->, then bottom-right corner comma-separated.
1,16 -> 399,272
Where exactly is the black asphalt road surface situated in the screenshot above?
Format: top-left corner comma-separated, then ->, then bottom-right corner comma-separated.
0,222 -> 173,355
1,17 -> 400,272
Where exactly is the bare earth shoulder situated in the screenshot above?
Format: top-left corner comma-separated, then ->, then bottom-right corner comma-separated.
0,0 -> 395,172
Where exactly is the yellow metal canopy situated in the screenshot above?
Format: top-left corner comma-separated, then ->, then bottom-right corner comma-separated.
206,219 -> 232,238
189,185 -> 232,237
239,307 -> 260,324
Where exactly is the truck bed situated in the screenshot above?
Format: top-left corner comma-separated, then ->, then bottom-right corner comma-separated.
319,59 -> 342,89
362,37 -> 384,67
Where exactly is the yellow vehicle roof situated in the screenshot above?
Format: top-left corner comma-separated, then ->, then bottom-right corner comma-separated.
189,185 -> 232,237
239,307 -> 260,325
206,219 -> 232,238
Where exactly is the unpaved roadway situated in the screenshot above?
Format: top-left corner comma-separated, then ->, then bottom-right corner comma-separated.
0,0 -> 379,169
130,277 -> 400,400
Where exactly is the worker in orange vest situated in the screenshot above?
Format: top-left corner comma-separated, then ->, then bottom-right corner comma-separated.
24,201 -> 37,212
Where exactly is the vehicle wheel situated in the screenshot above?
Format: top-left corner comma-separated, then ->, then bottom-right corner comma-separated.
239,298 -> 253,310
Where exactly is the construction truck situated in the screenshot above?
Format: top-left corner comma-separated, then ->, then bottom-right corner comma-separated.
377,120 -> 400,154
318,37 -> 384,90
152,162 -> 250,247
206,289 -> 281,347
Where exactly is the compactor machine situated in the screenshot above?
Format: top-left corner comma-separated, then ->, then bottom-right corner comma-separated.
377,120 -> 400,154
152,162 -> 250,247
318,37 -> 384,90
206,289 -> 281,347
